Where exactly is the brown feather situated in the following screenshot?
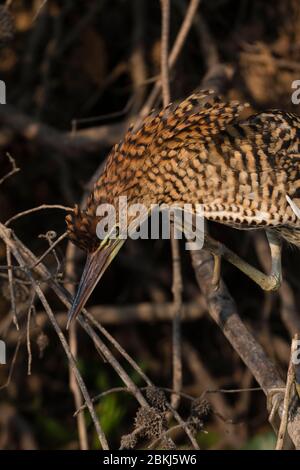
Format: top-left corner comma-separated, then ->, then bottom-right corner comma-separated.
66,91 -> 300,251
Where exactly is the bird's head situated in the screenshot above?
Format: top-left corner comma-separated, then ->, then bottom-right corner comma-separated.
65,204 -> 125,328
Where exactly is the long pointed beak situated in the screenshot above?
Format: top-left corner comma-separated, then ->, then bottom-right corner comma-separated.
67,239 -> 124,329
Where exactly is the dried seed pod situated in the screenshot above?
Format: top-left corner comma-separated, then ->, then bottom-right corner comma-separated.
191,398 -> 211,419
145,386 -> 168,412
135,406 -> 166,439
119,433 -> 137,450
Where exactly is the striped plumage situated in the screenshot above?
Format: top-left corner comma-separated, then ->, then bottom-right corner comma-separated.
66,90 -> 300,250
65,90 -> 300,327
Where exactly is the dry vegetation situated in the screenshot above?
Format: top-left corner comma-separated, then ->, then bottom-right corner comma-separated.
0,0 -> 300,450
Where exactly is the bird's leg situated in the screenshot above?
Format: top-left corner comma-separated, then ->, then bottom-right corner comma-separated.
266,388 -> 285,432
265,230 -> 282,289
203,231 -> 282,291
212,253 -> 222,289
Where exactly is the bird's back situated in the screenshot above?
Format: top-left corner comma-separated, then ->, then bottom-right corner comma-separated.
140,92 -> 300,231
172,108 -> 300,230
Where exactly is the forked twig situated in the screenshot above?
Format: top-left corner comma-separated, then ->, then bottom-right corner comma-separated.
139,0 -> 201,120
31,232 -> 68,269
0,153 -> 20,186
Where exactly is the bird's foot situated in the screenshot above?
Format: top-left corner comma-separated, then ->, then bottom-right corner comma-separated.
261,273 -> 282,292
267,388 -> 285,430
204,233 -> 282,293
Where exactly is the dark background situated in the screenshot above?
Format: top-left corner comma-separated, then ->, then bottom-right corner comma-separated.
0,0 -> 300,450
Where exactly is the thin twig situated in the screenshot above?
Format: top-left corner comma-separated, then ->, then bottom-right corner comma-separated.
26,294 -> 35,376
74,387 -> 130,417
78,314 -> 149,408
73,386 -> 264,417
32,0 -> 48,22
33,301 -> 205,327
129,0 -> 147,116
0,337 -> 21,390
160,0 -> 171,105
139,0 -> 201,120
85,312 -> 152,387
160,0 -> 183,410
183,340 -> 242,448
38,231 -> 62,273
0,103 -> 126,158
0,153 -> 20,186
168,0 -> 201,70
66,241 -> 89,450
275,336 -> 297,450
5,205 -> 73,227
6,245 -> 19,330
148,423 -> 193,450
170,234 -> 183,409
30,232 -> 68,269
